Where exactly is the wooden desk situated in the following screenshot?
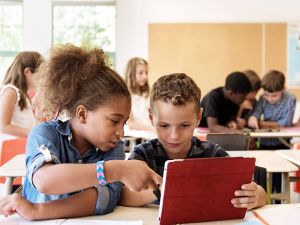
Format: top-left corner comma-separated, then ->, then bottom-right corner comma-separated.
228,150 -> 298,203
2,204 -> 300,225
0,205 -> 257,225
276,149 -> 300,166
0,154 -> 25,196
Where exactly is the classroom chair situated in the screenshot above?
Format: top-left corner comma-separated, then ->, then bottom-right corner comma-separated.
0,137 -> 27,185
206,133 -> 250,150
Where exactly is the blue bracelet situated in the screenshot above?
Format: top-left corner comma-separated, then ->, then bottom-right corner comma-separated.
96,161 -> 107,186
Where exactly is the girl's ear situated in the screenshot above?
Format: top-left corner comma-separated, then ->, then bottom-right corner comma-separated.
76,105 -> 87,124
23,67 -> 32,77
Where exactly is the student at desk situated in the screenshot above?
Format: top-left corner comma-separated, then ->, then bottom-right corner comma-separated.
237,69 -> 261,125
199,71 -> 251,132
248,70 -> 296,149
0,51 -> 43,137
124,57 -> 154,132
0,45 -> 161,220
120,73 -> 267,209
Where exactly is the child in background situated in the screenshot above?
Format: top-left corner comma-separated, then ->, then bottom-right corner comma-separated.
0,45 -> 161,220
248,70 -> 296,198
199,71 -> 251,132
237,70 -> 261,124
0,51 -> 43,137
120,73 -> 267,209
124,57 -> 154,131
248,70 -> 296,148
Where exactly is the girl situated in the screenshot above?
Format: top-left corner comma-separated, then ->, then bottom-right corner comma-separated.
124,57 -> 154,131
0,45 -> 161,220
0,51 -> 43,137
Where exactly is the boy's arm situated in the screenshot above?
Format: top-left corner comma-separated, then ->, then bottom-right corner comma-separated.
0,188 -> 98,220
258,120 -> 280,129
119,186 -> 157,207
207,117 -> 243,133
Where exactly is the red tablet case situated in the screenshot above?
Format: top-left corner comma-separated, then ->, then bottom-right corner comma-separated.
158,157 -> 255,225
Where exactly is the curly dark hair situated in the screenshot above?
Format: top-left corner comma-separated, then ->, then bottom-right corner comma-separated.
34,44 -> 130,119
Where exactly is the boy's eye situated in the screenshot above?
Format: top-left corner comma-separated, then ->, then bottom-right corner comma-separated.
181,124 -> 190,128
159,124 -> 169,128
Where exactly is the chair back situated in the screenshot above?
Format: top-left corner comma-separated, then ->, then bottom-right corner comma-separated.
206,133 -> 250,150
0,137 -> 27,185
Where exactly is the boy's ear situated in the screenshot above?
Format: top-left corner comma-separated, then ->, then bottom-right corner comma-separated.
148,108 -> 154,126
76,105 -> 87,124
196,108 -> 203,125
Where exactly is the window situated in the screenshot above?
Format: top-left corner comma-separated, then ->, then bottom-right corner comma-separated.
52,1 -> 116,66
0,1 -> 22,80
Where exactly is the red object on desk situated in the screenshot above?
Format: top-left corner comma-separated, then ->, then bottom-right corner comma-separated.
0,138 -> 27,185
159,157 -> 255,225
293,143 -> 300,193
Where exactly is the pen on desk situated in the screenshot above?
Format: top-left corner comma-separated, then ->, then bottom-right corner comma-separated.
252,210 -> 270,225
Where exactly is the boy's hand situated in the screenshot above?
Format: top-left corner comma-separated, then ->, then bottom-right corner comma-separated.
226,120 -> 237,129
0,193 -> 38,220
248,116 -> 259,129
231,182 -> 259,210
236,118 -> 246,129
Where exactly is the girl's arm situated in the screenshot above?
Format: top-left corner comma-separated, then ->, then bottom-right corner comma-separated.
33,160 -> 162,194
0,88 -> 30,137
0,188 -> 98,220
119,186 -> 157,207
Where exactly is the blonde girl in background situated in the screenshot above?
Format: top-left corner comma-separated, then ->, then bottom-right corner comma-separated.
0,51 -> 43,137
125,57 -> 154,131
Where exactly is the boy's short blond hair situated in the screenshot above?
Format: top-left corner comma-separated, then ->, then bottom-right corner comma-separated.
261,70 -> 285,92
150,73 -> 201,114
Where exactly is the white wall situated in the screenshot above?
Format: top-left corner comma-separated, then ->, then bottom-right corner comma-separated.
22,0 -> 300,74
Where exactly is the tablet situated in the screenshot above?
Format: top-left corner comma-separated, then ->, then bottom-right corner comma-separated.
158,157 -> 255,225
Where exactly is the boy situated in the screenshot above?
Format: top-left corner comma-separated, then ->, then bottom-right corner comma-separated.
120,73 -> 267,209
199,71 -> 252,132
248,70 -> 296,149
237,69 -> 261,123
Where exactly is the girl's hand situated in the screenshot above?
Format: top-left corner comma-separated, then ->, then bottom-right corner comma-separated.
0,193 -> 38,220
231,182 -> 259,210
120,160 -> 162,192
105,160 -> 162,192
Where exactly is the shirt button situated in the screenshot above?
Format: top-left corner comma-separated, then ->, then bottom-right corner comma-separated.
78,159 -> 82,163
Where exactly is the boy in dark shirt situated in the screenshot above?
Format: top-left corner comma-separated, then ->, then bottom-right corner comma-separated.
200,71 -> 251,132
120,73 -> 267,209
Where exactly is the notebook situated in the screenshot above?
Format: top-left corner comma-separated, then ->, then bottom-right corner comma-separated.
158,157 -> 255,225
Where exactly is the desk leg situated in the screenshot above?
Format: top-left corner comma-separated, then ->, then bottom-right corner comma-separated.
266,173 -> 272,204
283,172 -> 290,203
3,177 -> 15,196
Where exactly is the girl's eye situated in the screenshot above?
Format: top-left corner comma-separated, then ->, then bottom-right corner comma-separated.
111,120 -> 119,124
182,124 -> 190,128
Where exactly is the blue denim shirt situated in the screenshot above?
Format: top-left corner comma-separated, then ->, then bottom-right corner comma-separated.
22,119 -> 125,215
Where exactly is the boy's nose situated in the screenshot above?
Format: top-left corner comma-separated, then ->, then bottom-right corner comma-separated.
170,128 -> 179,139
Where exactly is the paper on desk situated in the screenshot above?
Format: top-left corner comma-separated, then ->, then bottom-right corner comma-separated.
0,215 -> 65,225
253,204 -> 300,225
62,220 -> 143,225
